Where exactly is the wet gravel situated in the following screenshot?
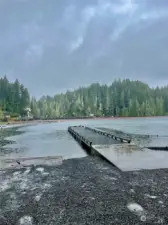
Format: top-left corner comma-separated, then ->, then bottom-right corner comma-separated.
1,156 -> 168,225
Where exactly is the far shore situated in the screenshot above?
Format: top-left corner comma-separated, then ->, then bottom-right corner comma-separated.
0,115 -> 168,127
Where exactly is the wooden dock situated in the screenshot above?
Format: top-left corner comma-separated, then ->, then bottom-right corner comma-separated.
68,126 -> 130,146
68,126 -> 168,171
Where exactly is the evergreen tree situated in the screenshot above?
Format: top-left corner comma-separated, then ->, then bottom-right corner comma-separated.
1,76 -> 168,120
0,76 -> 30,119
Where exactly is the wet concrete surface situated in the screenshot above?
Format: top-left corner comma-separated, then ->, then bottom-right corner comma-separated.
70,127 -> 168,171
1,156 -> 168,225
0,156 -> 63,170
72,127 -> 120,145
93,144 -> 168,171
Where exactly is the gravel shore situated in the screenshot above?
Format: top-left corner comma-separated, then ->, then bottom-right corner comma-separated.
1,156 -> 168,225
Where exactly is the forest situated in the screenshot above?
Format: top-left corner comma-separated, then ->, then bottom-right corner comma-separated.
0,76 -> 168,120
0,76 -> 30,120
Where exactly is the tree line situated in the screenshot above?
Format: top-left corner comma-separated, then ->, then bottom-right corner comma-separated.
0,76 -> 168,120
0,76 -> 30,120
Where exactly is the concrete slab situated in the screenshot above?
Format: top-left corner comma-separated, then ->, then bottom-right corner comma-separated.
92,144 -> 168,171
0,156 -> 63,170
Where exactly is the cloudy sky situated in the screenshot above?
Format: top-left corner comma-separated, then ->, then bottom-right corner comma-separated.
0,0 -> 168,97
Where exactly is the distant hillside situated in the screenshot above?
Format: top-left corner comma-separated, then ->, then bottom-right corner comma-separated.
1,76 -> 168,120
31,79 -> 168,119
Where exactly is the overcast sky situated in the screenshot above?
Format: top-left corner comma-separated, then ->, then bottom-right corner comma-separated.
0,0 -> 168,97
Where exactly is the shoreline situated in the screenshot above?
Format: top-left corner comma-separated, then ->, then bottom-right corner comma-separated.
1,115 -> 168,126
58,115 -> 168,122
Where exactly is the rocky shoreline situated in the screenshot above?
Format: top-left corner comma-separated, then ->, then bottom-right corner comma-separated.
1,156 -> 168,225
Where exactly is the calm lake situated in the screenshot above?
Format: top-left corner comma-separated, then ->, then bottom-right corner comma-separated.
3,117 -> 168,160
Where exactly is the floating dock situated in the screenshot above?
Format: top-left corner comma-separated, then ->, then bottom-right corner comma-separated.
68,126 -> 168,171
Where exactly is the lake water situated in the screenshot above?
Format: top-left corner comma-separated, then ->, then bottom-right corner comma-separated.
3,117 -> 168,160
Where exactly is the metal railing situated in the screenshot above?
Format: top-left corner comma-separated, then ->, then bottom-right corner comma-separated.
85,126 -> 131,143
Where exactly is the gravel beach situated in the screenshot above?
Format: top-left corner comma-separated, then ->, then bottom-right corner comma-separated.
1,156 -> 168,225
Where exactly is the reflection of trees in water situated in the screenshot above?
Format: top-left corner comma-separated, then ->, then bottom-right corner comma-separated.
0,127 -> 25,155
0,127 -> 24,139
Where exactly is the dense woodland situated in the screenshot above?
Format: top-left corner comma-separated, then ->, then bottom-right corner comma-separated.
0,76 -> 30,120
0,76 -> 168,120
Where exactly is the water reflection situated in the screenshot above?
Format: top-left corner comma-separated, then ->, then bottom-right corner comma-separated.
2,123 -> 87,159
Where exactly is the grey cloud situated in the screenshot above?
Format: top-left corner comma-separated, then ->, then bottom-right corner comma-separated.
0,0 -> 168,97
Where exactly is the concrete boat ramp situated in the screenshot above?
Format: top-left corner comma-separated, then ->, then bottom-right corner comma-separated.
68,126 -> 168,171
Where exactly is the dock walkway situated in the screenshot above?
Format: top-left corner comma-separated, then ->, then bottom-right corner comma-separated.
68,125 -> 168,171
72,126 -> 121,145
